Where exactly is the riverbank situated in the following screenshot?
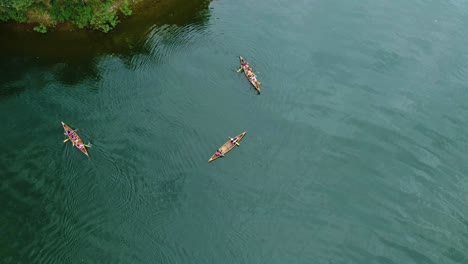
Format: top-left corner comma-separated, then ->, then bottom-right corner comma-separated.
0,0 -> 159,33
0,0 -> 210,59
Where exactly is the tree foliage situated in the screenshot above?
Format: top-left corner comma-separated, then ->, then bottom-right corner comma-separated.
33,23 -> 47,33
0,0 -> 132,32
119,0 -> 132,16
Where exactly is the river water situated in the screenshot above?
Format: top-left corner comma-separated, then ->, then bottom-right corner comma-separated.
1,0 -> 468,263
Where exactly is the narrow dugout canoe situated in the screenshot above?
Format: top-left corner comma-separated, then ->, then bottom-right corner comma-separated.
61,121 -> 89,157
208,131 -> 247,162
239,56 -> 261,94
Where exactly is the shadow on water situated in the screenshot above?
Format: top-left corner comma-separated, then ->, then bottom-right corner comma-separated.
0,0 -> 211,98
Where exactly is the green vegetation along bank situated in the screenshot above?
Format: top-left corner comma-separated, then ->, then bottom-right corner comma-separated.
0,0 -> 134,33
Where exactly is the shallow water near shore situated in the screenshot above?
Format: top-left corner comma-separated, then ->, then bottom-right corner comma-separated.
1,0 -> 468,263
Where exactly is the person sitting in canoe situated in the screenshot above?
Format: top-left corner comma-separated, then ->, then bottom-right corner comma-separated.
68,130 -> 78,140
249,74 -> 257,82
246,71 -> 261,86
229,137 -> 240,146
215,149 -> 224,157
246,70 -> 254,79
249,73 -> 261,85
67,131 -> 80,146
67,131 -> 75,141
77,144 -> 85,150
237,60 -> 249,72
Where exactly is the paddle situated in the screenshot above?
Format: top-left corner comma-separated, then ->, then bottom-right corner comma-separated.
63,138 -> 76,146
65,140 -> 91,148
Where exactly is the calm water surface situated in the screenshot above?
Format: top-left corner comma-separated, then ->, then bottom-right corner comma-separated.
1,0 -> 468,263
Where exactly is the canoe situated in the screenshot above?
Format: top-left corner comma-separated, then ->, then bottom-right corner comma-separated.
208,131 -> 247,162
61,121 -> 89,157
239,56 -> 261,94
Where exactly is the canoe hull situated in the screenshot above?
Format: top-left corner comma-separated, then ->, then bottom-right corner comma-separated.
239,56 -> 261,94
61,121 -> 89,157
208,131 -> 247,162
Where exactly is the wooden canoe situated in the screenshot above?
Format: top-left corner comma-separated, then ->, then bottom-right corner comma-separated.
239,56 -> 261,94
61,121 -> 89,157
208,131 -> 247,162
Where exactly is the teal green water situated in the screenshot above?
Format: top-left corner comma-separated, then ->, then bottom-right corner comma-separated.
1,0 -> 468,263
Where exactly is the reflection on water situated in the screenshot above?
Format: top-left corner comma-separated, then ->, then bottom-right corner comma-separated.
0,0 -> 210,93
